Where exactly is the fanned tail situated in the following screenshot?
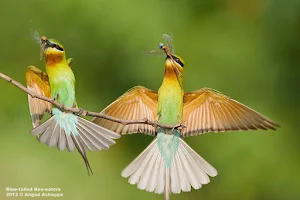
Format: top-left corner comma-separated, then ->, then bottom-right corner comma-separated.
31,112 -> 120,174
121,137 -> 217,200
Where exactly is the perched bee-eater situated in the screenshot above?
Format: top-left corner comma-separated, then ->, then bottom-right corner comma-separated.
92,34 -> 279,199
25,36 -> 120,174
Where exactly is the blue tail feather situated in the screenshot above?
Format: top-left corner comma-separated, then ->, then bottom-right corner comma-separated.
157,128 -> 180,168
52,108 -> 78,136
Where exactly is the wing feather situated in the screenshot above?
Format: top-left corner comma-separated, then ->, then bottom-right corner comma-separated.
92,86 -> 158,136
182,88 -> 280,137
25,66 -> 51,128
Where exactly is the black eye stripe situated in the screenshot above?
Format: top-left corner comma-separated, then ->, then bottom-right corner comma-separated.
50,43 -> 64,51
171,55 -> 184,67
55,44 -> 64,51
58,46 -> 64,51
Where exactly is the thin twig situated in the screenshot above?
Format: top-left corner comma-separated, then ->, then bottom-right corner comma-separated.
0,72 -> 184,129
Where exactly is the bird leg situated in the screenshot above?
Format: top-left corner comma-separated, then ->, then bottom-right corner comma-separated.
172,123 -> 186,131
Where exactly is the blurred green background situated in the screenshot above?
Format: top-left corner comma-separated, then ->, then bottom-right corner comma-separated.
0,0 -> 299,199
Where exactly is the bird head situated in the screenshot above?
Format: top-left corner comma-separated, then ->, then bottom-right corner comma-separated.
40,36 -> 67,66
159,42 -> 185,84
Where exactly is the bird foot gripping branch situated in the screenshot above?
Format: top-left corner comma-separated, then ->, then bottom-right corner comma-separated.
172,123 -> 186,131
77,108 -> 88,116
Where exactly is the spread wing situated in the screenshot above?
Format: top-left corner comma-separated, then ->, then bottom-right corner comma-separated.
182,88 -> 280,137
92,86 -> 158,136
25,66 -> 52,128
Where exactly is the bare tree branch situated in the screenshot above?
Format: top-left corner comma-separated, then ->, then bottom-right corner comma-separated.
0,72 -> 184,129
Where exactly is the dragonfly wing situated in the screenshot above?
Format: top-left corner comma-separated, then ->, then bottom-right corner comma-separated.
163,33 -> 174,54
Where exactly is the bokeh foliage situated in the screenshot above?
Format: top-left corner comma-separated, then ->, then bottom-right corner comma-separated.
0,0 -> 299,199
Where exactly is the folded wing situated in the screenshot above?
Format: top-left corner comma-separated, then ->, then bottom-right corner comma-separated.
25,66 -> 52,128
182,88 -> 280,137
92,86 -> 158,136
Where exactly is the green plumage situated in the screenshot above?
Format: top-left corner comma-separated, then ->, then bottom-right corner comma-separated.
44,40 -> 78,136
157,75 -> 183,125
156,65 -> 184,168
47,65 -> 76,108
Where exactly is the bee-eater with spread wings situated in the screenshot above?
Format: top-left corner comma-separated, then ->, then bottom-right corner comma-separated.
92,34 -> 279,199
25,36 -> 120,175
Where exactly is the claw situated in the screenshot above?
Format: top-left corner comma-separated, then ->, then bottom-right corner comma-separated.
78,108 -> 86,116
173,123 -> 186,131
